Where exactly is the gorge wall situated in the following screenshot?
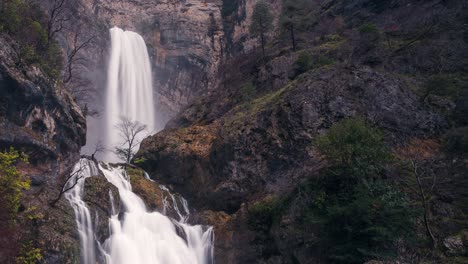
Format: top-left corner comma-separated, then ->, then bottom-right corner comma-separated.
66,0 -> 226,121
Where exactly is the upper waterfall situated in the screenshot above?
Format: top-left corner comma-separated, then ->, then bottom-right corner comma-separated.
103,27 -> 155,162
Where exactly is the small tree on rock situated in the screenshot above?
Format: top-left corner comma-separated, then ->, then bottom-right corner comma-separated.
114,117 -> 147,164
280,0 -> 307,51
250,0 -> 273,57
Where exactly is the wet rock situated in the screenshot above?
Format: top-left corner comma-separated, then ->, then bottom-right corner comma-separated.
83,176 -> 120,243
128,167 -> 164,212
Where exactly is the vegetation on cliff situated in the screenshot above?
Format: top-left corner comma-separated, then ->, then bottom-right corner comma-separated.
0,0 -> 62,79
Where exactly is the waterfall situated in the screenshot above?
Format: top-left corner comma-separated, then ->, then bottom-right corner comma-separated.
64,159 -> 99,264
103,27 -> 155,162
99,164 -> 214,264
66,27 -> 214,264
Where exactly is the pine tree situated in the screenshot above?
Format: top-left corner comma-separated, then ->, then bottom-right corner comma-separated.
250,0 -> 273,57
279,0 -> 307,51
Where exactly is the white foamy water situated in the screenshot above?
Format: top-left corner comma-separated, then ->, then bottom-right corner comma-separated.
103,27 -> 155,162
64,159 -> 99,264
67,27 -> 214,264
99,164 -> 214,264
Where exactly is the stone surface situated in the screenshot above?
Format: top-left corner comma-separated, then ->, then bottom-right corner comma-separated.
64,0 -> 226,121
0,35 -> 86,161
137,65 -> 445,212
83,174 -> 120,243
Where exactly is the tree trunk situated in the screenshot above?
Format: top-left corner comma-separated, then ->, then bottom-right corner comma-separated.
414,162 -> 437,249
290,25 -> 296,51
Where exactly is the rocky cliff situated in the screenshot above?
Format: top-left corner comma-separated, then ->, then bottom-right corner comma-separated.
0,35 -> 86,160
62,0 -> 225,122
0,32 -> 88,263
136,0 -> 468,263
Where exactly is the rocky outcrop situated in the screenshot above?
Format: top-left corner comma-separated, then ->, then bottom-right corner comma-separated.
137,65 -> 445,212
222,0 -> 283,54
0,35 -> 86,161
0,33 -> 87,263
83,175 -> 120,243
69,0 -> 225,121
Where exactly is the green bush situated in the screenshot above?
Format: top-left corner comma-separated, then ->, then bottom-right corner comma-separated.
359,23 -> 379,34
302,118 -> 416,263
0,147 -> 29,223
291,52 -> 335,79
0,0 -> 63,80
325,181 -> 415,263
316,117 -> 391,182
248,196 -> 282,232
16,241 -> 42,264
292,51 -> 313,77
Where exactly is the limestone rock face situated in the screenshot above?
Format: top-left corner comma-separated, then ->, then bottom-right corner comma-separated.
223,0 -> 282,54
74,0 -> 225,120
0,34 -> 87,263
0,35 -> 86,160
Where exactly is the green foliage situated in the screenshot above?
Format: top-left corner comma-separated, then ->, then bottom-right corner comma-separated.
291,52 -> 335,79
250,1 -> 274,38
359,23 -> 379,34
325,181 -> 415,263
279,0 -> 311,49
0,0 -> 63,80
300,118 -> 416,263
133,157 -> 147,165
16,241 -> 42,264
293,51 -> 313,76
442,127 -> 468,156
248,196 -> 282,232
316,117 -> 391,181
0,147 -> 29,223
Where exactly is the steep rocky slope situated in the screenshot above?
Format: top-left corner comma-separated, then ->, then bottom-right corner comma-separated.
0,33 -> 87,263
56,0 -> 226,120
137,66 -> 445,212
136,0 -> 468,263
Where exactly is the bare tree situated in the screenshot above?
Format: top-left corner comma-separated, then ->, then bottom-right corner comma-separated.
90,140 -> 105,160
409,159 -> 437,249
114,117 -> 147,164
396,139 -> 439,249
46,0 -> 70,44
50,159 -> 88,207
64,28 -> 95,84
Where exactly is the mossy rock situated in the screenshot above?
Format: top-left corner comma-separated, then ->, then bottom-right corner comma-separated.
128,168 -> 165,211
83,176 -> 120,243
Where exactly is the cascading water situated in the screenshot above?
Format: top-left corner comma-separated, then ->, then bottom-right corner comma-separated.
99,164 -> 214,264
64,159 -> 99,264
65,27 -> 214,264
103,27 -> 155,162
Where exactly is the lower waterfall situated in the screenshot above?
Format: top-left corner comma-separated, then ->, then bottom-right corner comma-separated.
66,158 -> 214,264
